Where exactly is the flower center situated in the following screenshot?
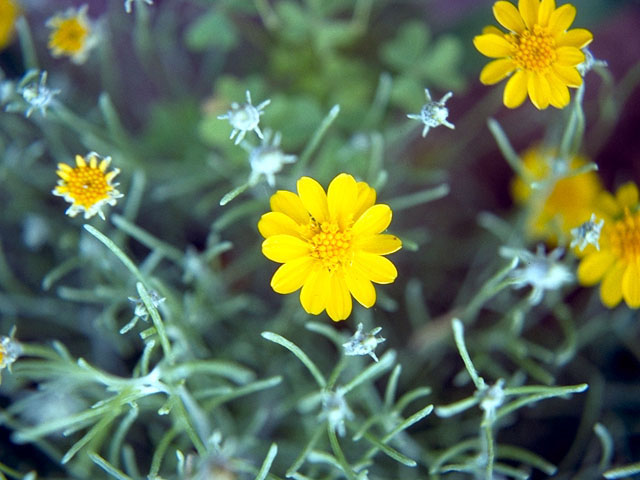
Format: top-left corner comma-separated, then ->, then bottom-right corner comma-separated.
310,221 -> 353,271
511,25 -> 557,73
66,166 -> 112,208
609,209 -> 640,262
50,18 -> 88,54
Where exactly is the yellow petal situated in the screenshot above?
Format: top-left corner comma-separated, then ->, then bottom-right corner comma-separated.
58,162 -> 73,172
558,28 -> 593,48
480,58 -> 516,85
518,0 -> 539,31
76,155 -> 86,167
600,260 -> 626,308
327,173 -> 358,229
548,3 -> 576,34
262,235 -> 310,263
355,234 -> 402,255
473,33 -> 514,58
493,1 -> 526,33
615,182 -> 639,208
577,250 -> 616,285
325,273 -> 352,321
353,251 -> 398,284
551,64 -> 582,87
556,46 -> 585,67
258,211 -> 302,238
537,0 -> 555,26
483,25 -> 505,36
297,176 -> 329,223
546,72 -> 570,108
352,204 -> 392,236
271,256 -> 317,294
354,182 -> 377,220
504,69 -> 528,108
270,190 -> 309,226
300,266 -> 330,315
622,262 -> 640,308
528,72 -> 551,110
344,267 -> 376,308
595,191 -> 621,219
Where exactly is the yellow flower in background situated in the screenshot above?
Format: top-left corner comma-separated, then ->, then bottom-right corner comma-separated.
0,0 -> 20,50
511,146 -> 602,244
577,182 -> 640,309
258,173 -> 402,322
53,153 -> 123,220
47,5 -> 97,64
473,0 -> 593,109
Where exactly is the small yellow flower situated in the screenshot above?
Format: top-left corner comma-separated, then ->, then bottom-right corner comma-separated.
511,146 -> 602,244
47,5 -> 96,64
473,0 -> 593,109
0,0 -> 20,50
577,182 -> 640,309
258,173 -> 402,322
52,153 -> 123,220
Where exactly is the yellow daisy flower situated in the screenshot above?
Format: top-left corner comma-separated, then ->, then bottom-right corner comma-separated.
473,0 -> 593,109
0,0 -> 20,50
258,173 -> 402,322
52,153 -> 123,220
47,5 -> 97,64
577,182 -> 640,308
511,146 -> 602,244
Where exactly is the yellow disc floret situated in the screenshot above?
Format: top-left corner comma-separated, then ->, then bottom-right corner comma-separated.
310,221 -> 353,271
53,153 -> 123,220
511,25 -> 557,73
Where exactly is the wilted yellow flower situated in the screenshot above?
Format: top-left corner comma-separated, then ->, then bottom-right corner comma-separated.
258,173 -> 402,322
578,182 -> 640,309
52,153 -> 123,220
511,146 -> 602,244
0,0 -> 20,50
47,5 -> 97,64
473,0 -> 593,109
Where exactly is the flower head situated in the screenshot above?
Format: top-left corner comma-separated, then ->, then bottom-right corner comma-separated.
258,173 -> 402,322
343,323 -> 386,362
407,88 -> 455,137
501,245 -> 573,304
47,5 -> 97,64
570,213 -> 604,252
511,146 -> 602,244
124,0 -> 154,14
19,70 -> 60,118
0,0 -> 20,50
218,90 -> 270,145
321,389 -> 353,437
0,330 -> 21,384
473,0 -> 593,109
248,130 -> 297,187
577,182 -> 640,308
52,153 -> 123,220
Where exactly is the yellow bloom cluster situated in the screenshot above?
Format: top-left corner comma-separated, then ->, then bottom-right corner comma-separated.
47,5 -> 96,64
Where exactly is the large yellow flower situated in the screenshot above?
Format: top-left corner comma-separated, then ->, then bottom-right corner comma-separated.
511,146 -> 602,244
577,182 -> 640,309
0,0 -> 20,50
473,0 -> 593,109
258,173 -> 402,322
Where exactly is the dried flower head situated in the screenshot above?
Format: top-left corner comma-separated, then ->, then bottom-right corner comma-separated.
47,5 -> 98,64
407,88 -> 455,137
343,323 -> 386,362
570,213 -> 604,252
52,152 -> 123,220
124,0 -> 154,14
218,90 -> 271,145
19,71 -> 60,118
0,330 -> 22,384
321,389 -> 354,437
248,130 -> 297,187
474,0 -> 593,109
502,245 -> 574,304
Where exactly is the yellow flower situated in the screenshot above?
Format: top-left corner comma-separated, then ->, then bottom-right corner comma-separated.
511,146 -> 602,244
577,182 -> 640,308
0,0 -> 20,50
473,0 -> 593,109
52,153 -> 123,220
47,5 -> 96,64
258,173 -> 402,322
